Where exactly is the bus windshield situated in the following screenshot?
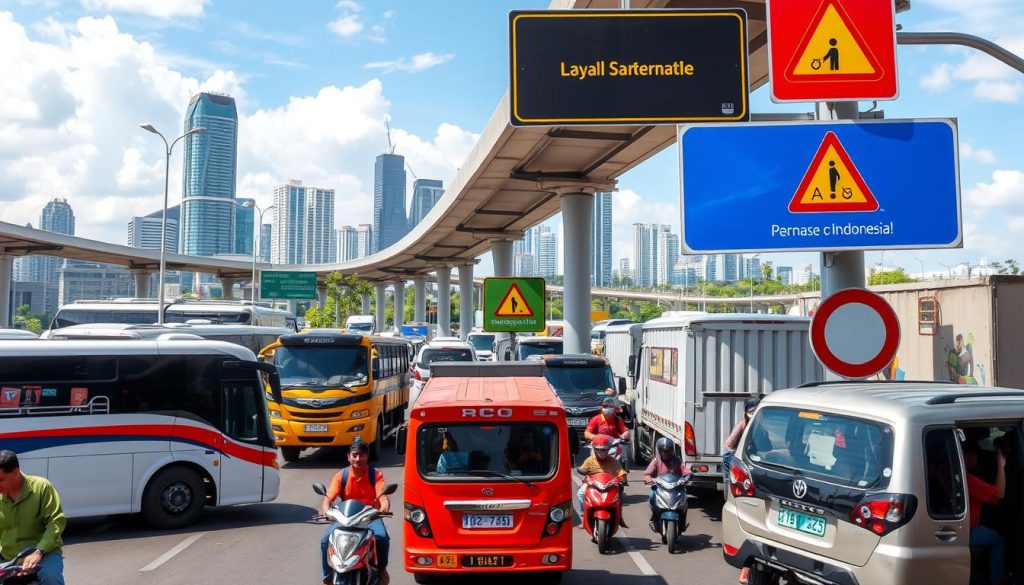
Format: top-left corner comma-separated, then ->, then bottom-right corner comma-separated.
274,345 -> 368,388
467,334 -> 494,352
52,309 -> 158,328
516,341 -> 562,360
417,423 -> 558,480
544,366 -> 614,397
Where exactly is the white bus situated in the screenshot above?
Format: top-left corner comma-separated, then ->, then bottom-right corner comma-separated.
0,339 -> 283,528
45,299 -> 298,333
46,323 -> 290,355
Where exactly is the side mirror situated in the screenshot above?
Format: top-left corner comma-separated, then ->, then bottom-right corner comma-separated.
627,355 -> 636,377
396,424 -> 408,456
372,357 -> 381,378
312,482 -> 327,496
618,377 -> 627,395
381,483 -> 399,496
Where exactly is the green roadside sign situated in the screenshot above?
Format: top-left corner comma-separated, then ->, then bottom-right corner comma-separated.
483,277 -> 546,332
260,271 -> 317,300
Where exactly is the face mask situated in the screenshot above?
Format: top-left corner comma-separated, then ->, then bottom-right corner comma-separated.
602,408 -> 615,417
595,451 -> 609,460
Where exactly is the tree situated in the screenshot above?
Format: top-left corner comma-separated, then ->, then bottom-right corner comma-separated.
998,259 -> 1021,275
303,273 -> 373,328
761,261 -> 775,282
13,304 -> 44,333
868,268 -> 915,286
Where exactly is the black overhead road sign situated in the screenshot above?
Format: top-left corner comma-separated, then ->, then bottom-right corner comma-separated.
509,10 -> 749,126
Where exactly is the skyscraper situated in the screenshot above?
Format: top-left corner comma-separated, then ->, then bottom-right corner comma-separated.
777,266 -> 793,285
305,187 -> 335,264
337,226 -> 360,262
272,180 -> 306,264
631,223 -> 670,287
706,253 -> 740,283
537,226 -> 557,278
618,258 -> 632,285
260,224 -> 272,262
35,198 -> 75,312
514,253 -> 534,277
356,224 -> 373,258
591,191 -> 613,287
13,223 -> 40,283
235,198 -> 255,255
657,231 -> 679,286
408,179 -> 444,230
373,153 -> 407,252
180,92 -> 238,257
128,205 -> 179,252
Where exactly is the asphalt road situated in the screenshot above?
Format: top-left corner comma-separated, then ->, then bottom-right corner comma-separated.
62,447 -> 740,585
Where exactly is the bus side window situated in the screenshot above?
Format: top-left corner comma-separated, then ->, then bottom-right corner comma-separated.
221,379 -> 263,444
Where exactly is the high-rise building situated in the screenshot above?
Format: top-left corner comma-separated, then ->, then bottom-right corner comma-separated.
180,92 -> 238,257
58,261 -> 132,305
15,199 -> 75,314
12,223 -> 39,283
777,265 -> 793,285
514,253 -> 534,277
128,205 -> 179,252
537,226 -> 557,278
591,191 -> 613,287
705,253 -> 740,283
337,226 -> 360,262
631,223 -> 670,287
305,187 -> 335,264
657,232 -> 679,286
271,180 -> 306,264
260,224 -> 272,262
356,224 -> 373,258
743,255 -> 763,281
373,153 -> 407,252
235,198 -> 255,255
618,258 -> 632,285
408,179 -> 444,230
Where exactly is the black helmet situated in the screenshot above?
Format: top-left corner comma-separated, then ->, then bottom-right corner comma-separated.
656,437 -> 676,460
744,397 -> 761,414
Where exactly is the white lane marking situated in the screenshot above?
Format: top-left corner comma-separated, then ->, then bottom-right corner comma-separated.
572,476 -> 659,577
139,533 -> 204,572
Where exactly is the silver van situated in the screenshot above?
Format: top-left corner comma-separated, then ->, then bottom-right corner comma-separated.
722,382 -> 1023,585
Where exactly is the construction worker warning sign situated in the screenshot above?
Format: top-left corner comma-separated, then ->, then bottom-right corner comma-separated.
483,277 -> 546,332
790,131 -> 878,213
495,284 -> 534,317
767,0 -> 898,102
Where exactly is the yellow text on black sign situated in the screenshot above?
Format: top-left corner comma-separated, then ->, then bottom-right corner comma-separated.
560,60 -> 696,80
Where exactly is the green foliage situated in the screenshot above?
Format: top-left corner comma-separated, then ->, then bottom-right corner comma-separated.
304,273 -> 374,328
994,259 -> 1021,275
13,304 -> 44,333
868,268 -> 915,286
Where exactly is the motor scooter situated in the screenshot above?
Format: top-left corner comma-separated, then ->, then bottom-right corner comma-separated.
580,471 -> 625,554
0,548 -> 39,585
313,482 -> 398,585
646,473 -> 691,554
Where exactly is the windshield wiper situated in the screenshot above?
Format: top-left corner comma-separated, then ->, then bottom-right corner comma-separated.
443,469 -> 537,489
754,459 -> 803,475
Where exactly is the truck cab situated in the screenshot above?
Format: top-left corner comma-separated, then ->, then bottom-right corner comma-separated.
541,354 -> 624,441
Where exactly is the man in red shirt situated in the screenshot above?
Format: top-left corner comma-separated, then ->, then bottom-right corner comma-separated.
964,443 -> 1006,585
319,441 -> 392,585
585,397 -> 630,468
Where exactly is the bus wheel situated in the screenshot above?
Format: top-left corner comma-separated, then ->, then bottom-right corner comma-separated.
413,573 -> 434,584
369,416 -> 383,462
281,447 -> 301,463
142,466 -> 204,529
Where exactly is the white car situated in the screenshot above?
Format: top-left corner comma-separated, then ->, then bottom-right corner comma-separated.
411,339 -> 477,404
466,332 -> 495,361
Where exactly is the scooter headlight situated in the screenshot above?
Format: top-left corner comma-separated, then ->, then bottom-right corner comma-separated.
330,530 -> 363,567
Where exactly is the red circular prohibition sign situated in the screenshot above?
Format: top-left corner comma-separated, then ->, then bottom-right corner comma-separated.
810,288 -> 900,379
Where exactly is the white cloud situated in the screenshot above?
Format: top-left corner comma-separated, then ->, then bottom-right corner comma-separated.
610,188 -> 677,265
972,80 -> 1023,103
368,24 -> 386,44
81,0 -> 207,19
364,52 -> 454,74
920,63 -> 951,91
335,0 -> 362,10
327,14 -> 363,39
965,170 -> 1024,209
383,10 -> 396,19
1007,217 -> 1024,232
960,141 -> 997,164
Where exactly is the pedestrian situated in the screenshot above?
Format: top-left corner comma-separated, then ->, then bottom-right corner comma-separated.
723,397 -> 760,584
0,450 -> 67,585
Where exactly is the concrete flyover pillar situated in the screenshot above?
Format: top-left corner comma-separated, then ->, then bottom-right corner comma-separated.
374,283 -> 387,333
436,266 -> 452,337
218,277 -> 238,300
317,280 -> 328,308
560,191 -> 595,355
0,255 -> 12,328
490,239 -> 515,348
458,263 -> 474,340
361,293 -> 371,315
413,277 -> 427,323
393,280 -> 406,332
131,269 -> 153,299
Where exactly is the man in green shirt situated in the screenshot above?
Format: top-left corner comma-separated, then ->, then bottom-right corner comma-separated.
0,450 -> 66,585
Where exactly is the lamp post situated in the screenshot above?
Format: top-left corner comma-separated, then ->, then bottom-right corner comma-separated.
749,254 -> 760,313
242,201 -> 275,302
915,257 -> 925,281
139,123 -> 206,325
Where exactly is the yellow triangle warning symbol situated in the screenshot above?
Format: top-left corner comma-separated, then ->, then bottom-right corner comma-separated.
495,284 -> 534,317
789,132 -> 878,213
786,0 -> 883,81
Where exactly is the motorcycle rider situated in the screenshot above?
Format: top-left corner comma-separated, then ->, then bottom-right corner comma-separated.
575,435 -> 629,527
643,438 -> 692,532
584,397 -> 630,444
0,450 -> 66,585
319,440 -> 391,585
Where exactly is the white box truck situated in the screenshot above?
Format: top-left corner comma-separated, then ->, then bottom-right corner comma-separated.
630,313 -> 823,491
603,322 -> 643,395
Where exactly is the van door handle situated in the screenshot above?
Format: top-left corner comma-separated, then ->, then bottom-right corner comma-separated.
934,527 -> 959,542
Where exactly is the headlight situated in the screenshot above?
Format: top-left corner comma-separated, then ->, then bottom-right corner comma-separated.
350,409 -> 369,419
331,530 -> 362,560
270,410 -> 282,419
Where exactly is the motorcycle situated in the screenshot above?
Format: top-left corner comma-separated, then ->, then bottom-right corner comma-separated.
647,473 -> 692,554
0,548 -> 39,585
580,471 -> 625,554
313,482 -> 398,585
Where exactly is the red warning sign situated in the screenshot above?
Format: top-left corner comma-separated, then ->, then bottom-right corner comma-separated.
785,0 -> 883,83
789,131 -> 878,213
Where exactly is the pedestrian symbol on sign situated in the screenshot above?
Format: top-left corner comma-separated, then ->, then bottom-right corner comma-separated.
789,131 -> 878,213
495,284 -> 534,317
787,0 -> 882,81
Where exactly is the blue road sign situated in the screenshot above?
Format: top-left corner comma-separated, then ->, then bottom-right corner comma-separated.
679,119 -> 961,253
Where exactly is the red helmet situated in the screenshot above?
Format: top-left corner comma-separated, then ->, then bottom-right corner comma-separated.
592,435 -> 611,449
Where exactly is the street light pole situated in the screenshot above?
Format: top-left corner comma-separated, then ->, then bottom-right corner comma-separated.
242,201 -> 274,302
139,123 -> 206,325
916,257 -> 925,281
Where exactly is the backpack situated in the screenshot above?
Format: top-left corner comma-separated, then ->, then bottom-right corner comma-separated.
340,465 -> 377,502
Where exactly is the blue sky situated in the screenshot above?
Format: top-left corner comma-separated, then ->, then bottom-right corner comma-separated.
0,0 -> 1022,278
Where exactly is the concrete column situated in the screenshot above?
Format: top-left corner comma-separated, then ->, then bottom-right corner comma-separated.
0,255 -> 12,328
317,280 -> 328,308
413,277 -> 427,323
436,266 -> 452,336
361,293 -> 371,315
131,270 -> 153,299
458,263 -> 474,340
561,192 -> 594,354
374,284 -> 386,333
218,277 -> 237,300
630,302 -> 641,319
393,280 -> 406,331
490,240 -> 515,347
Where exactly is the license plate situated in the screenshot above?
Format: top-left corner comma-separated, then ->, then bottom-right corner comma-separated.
303,424 -> 328,432
436,554 -> 457,569
777,508 -> 826,537
461,555 -> 513,568
462,514 -> 513,529
566,417 -> 589,427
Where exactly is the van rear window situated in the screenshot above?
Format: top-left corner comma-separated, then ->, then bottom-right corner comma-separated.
743,407 -> 894,489
417,423 -> 558,481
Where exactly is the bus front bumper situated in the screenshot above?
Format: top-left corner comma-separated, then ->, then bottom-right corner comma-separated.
404,545 -> 571,574
270,416 -> 373,448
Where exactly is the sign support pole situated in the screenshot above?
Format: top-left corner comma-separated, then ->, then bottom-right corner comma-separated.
817,101 -> 866,380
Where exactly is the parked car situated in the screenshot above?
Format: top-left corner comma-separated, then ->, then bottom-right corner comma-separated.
466,331 -> 496,361
410,338 -> 477,405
